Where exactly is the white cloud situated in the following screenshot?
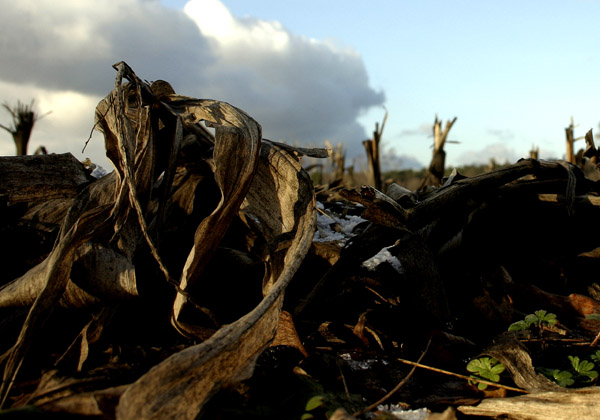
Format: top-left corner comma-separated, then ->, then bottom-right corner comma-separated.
397,122 -> 432,138
453,142 -> 520,166
487,128 -> 515,141
0,0 -> 384,169
0,80 -> 103,160
182,0 -> 384,158
379,146 -> 425,170
184,0 -> 289,52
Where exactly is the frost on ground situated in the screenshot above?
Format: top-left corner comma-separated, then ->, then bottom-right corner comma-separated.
313,201 -> 366,245
375,405 -> 430,420
91,165 -> 109,178
312,201 -> 403,273
361,245 -> 403,274
339,352 -> 389,371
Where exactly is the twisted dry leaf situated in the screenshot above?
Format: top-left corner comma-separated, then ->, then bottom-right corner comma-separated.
0,62 -> 182,405
116,140 -> 316,420
0,62 -> 318,418
0,203 -> 113,406
168,98 -> 262,336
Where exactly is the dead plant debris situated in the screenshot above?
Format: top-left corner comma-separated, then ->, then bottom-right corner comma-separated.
1,62 -> 600,420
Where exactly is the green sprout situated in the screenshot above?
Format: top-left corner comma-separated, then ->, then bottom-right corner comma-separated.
466,357 -> 505,390
300,395 -> 325,420
590,350 -> 600,364
538,367 -> 575,387
508,310 -> 557,332
569,356 -> 598,383
539,355 -> 598,387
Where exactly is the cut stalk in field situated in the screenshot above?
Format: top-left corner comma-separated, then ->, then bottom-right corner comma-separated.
362,109 -> 387,190
420,115 -> 457,190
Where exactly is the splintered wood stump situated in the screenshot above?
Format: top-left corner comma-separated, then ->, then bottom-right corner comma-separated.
420,116 -> 456,189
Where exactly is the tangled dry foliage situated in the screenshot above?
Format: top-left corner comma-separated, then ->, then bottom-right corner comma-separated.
0,61 -> 326,419
1,62 -> 600,420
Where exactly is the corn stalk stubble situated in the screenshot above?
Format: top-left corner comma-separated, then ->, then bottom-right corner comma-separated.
0,61 -> 318,419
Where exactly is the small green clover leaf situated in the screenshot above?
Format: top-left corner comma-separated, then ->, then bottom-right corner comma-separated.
539,368 -> 575,387
569,356 -> 598,382
569,355 -> 582,371
531,310 -> 557,326
554,370 -> 575,387
508,310 -> 558,332
523,313 -> 537,326
300,395 -> 325,420
590,350 -> 600,364
304,395 -> 325,412
466,357 -> 505,390
508,320 -> 528,331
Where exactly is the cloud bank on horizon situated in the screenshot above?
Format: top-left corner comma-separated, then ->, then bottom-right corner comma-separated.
0,0 -> 386,170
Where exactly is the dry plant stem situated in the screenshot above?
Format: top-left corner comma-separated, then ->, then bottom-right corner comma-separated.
110,63 -> 231,327
169,98 -> 262,337
112,62 -> 173,283
589,332 -> 600,348
110,64 -> 215,317
395,359 -> 528,394
353,338 -> 432,416
337,359 -> 352,403
419,116 -> 457,189
362,110 -> 387,190
116,140 -> 316,420
0,204 -> 112,407
458,387 -> 600,419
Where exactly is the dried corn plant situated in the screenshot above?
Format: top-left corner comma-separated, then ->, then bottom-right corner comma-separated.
0,62 -> 320,419
420,115 -> 457,189
362,110 -> 387,190
6,62 -> 600,420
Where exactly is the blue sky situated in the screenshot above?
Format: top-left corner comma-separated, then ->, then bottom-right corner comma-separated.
1,0 -> 599,170
177,0 -> 600,166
